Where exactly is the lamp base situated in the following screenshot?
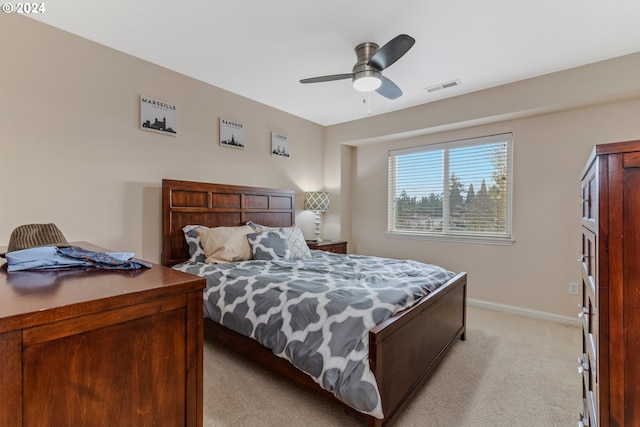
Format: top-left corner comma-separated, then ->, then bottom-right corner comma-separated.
313,211 -> 323,243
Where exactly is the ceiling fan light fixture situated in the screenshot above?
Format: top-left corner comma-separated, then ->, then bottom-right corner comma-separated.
352,69 -> 382,92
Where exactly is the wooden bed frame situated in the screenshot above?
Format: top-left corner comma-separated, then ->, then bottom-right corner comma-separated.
161,179 -> 467,427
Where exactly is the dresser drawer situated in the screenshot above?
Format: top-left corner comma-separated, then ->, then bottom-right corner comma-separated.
581,159 -> 598,232
581,229 -> 597,289
581,279 -> 598,380
580,349 -> 599,427
588,390 -> 598,427
581,396 -> 590,427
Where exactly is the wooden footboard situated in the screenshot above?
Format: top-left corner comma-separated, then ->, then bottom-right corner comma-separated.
203,272 -> 467,427
368,272 -> 467,427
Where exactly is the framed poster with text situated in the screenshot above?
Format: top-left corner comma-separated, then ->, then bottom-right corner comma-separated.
271,132 -> 290,157
140,95 -> 177,136
220,118 -> 245,149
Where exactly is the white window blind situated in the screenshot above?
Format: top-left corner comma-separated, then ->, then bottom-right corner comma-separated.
388,133 -> 513,243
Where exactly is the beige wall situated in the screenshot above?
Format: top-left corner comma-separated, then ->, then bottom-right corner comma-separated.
325,54 -> 640,319
0,15 -> 325,262
4,14 -> 640,320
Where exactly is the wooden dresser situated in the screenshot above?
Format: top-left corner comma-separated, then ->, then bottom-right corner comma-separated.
0,242 -> 205,427
306,240 -> 347,254
580,140 -> 640,427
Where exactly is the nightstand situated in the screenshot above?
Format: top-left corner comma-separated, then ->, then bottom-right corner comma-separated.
306,240 -> 347,254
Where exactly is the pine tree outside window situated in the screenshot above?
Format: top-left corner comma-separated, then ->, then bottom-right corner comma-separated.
388,133 -> 514,244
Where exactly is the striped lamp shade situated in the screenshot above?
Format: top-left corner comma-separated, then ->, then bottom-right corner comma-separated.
305,191 -> 331,212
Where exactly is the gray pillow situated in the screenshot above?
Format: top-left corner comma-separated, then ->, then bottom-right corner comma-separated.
182,225 -> 207,263
245,222 -> 311,259
247,230 -> 292,260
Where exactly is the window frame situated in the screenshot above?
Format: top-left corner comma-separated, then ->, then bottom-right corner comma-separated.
387,133 -> 515,245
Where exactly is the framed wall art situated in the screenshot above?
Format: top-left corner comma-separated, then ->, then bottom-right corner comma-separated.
219,118 -> 245,149
140,95 -> 177,136
271,132 -> 290,157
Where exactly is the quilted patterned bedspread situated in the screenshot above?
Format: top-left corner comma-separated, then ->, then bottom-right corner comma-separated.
173,251 -> 454,418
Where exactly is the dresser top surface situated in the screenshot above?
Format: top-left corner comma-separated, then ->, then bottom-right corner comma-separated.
0,242 -> 204,331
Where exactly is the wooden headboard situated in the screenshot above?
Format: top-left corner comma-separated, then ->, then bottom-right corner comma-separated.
161,179 -> 296,266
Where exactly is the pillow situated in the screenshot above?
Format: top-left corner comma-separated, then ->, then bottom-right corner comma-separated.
196,225 -> 254,263
245,222 -> 311,259
247,230 -> 292,261
246,221 -> 266,231
280,226 -> 311,259
182,225 -> 207,263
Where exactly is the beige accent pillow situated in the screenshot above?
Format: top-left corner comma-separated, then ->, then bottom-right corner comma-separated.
196,225 -> 254,263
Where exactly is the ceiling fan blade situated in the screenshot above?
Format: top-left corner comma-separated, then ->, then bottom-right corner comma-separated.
300,73 -> 353,84
368,34 -> 415,71
376,76 -> 402,100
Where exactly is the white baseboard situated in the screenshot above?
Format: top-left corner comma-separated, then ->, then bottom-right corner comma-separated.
468,298 -> 581,327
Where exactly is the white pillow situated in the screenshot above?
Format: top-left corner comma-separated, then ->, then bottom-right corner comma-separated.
279,227 -> 311,259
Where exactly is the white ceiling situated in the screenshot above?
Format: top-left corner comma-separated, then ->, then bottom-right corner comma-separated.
27,0 -> 640,126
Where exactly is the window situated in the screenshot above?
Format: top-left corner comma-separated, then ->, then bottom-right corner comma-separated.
388,133 -> 513,244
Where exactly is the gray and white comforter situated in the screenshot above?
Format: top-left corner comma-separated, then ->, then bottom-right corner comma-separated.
174,250 -> 454,418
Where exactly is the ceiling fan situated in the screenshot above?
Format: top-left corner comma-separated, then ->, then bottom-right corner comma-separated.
299,34 -> 415,100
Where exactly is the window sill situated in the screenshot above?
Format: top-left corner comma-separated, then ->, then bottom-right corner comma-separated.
386,231 -> 515,246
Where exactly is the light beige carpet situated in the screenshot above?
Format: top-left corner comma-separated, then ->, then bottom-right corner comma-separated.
203,306 -> 581,427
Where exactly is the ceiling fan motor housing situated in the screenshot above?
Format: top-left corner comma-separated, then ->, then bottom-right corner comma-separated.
352,42 -> 382,91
